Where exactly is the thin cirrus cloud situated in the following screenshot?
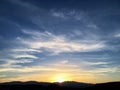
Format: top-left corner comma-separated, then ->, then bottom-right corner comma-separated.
114,33 -> 120,38
11,48 -> 41,53
16,29 -> 106,55
51,9 -> 86,21
11,54 -> 38,59
0,60 -> 119,74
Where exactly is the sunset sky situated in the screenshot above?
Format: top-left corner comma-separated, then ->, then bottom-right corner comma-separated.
0,0 -> 120,83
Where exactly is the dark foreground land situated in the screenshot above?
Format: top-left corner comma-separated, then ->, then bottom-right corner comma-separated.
0,81 -> 120,90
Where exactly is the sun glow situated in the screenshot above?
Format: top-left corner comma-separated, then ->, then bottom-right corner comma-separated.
56,78 -> 64,83
51,74 -> 70,83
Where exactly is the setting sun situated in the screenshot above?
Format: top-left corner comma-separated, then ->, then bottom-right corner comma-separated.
56,78 -> 64,83
51,74 -> 71,83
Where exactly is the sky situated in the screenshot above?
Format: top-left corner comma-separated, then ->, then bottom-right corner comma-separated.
0,0 -> 120,83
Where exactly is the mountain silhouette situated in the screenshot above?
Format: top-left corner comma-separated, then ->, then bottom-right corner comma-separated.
0,81 -> 120,90
58,81 -> 93,87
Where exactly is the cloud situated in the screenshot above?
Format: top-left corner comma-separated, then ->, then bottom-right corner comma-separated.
19,30 -> 105,55
51,9 -> 99,30
82,61 -> 109,66
0,75 -> 6,78
0,60 -> 78,76
60,60 -> 69,64
8,0 -> 39,11
87,66 -> 120,74
114,33 -> 120,37
11,54 -> 38,59
0,67 -> 56,73
51,9 -> 84,21
1,64 -> 119,74
0,58 -> 34,68
52,11 -> 65,19
10,59 -> 33,64
11,48 -> 41,53
46,60 -> 78,69
87,23 -> 98,29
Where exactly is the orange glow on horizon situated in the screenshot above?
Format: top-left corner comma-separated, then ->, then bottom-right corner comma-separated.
50,74 -> 71,83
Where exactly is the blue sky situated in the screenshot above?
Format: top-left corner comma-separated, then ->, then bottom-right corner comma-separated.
0,0 -> 120,83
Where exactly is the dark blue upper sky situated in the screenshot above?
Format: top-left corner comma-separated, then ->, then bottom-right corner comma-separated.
0,0 -> 120,83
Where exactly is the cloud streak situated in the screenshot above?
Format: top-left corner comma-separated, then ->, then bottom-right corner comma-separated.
19,30 -> 105,55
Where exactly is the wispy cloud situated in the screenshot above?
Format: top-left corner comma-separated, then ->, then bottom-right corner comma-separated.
11,54 -> 38,59
114,33 -> 120,37
51,9 -> 85,21
8,0 -> 39,11
52,11 -> 66,19
0,75 -> 6,78
11,48 -> 41,53
82,61 -> 109,66
19,30 -> 105,55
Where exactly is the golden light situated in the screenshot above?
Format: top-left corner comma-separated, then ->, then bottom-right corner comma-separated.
56,78 -> 64,83
55,76 -> 65,83
50,74 -> 70,83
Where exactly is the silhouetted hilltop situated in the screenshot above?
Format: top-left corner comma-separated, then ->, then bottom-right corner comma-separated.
0,81 -> 120,90
59,81 -> 93,87
88,82 -> 120,90
0,81 -> 50,86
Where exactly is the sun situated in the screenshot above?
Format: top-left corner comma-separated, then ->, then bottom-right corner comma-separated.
51,74 -> 70,83
56,78 -> 64,83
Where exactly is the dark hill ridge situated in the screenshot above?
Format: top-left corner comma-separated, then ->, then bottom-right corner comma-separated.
0,81 -> 51,86
0,81 -> 120,90
58,81 -> 94,87
0,81 -> 93,87
89,82 -> 120,90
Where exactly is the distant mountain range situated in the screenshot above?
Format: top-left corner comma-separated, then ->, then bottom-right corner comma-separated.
0,81 -> 120,90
